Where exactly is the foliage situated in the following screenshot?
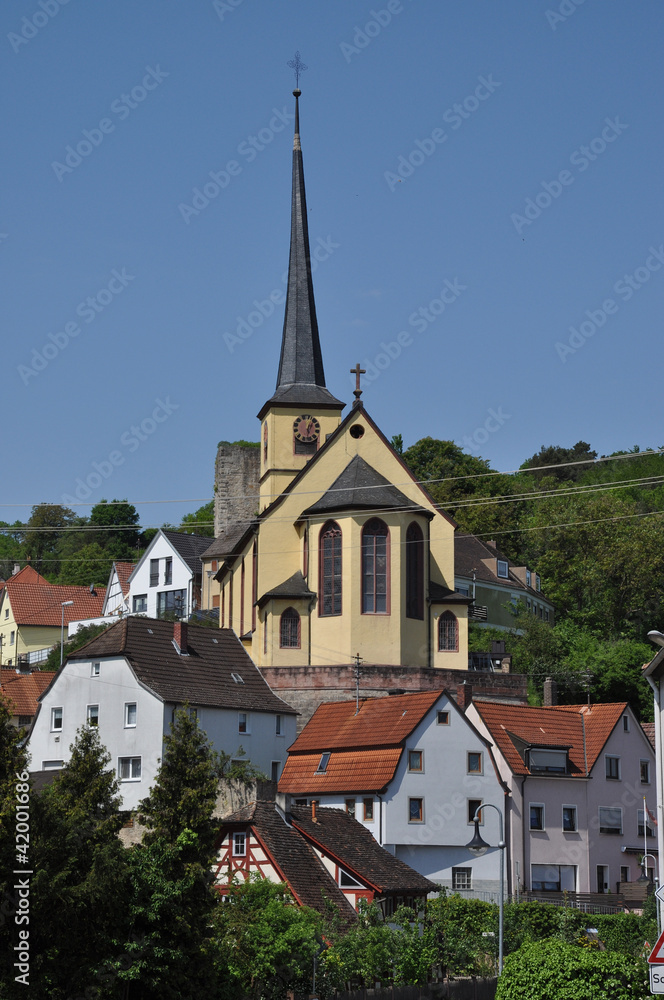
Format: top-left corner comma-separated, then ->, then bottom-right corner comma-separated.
88,498 -> 141,554
20,503 -> 78,574
595,912 -> 657,958
522,440 -> 598,482
427,891 -> 497,976
41,620 -> 114,672
179,499 -> 215,537
495,939 -> 649,1000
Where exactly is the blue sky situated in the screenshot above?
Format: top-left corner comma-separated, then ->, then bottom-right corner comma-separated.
3,0 -> 662,529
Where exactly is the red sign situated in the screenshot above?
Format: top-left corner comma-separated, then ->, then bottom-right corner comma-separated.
648,930 -> 664,964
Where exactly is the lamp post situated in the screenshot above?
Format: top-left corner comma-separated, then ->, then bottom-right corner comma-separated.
466,803 -> 505,975
60,600 -> 74,666
638,851 -> 660,937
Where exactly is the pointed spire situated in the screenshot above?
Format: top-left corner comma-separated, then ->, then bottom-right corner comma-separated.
259,88 -> 343,416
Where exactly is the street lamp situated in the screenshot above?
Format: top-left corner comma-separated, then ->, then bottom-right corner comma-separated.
60,600 -> 74,666
466,803 -> 506,975
639,852 -> 660,936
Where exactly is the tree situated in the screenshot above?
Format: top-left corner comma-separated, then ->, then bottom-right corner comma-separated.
89,498 -> 142,555
521,441 -> 598,483
20,503 -> 77,575
41,620 -> 114,672
179,499 -> 215,537
54,540 -> 114,586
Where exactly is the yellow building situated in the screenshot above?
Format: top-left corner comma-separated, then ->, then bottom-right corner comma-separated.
201,89 -> 469,672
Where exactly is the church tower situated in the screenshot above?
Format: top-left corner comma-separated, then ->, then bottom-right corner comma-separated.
257,88 -> 344,511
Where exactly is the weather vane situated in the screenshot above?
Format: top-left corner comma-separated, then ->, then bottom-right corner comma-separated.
287,51 -> 308,88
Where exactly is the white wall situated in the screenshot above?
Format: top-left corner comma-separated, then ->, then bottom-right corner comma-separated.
128,532 -> 194,619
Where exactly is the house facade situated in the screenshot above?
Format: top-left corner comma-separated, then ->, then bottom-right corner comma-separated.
127,529 -> 210,620
468,699 -> 656,895
101,561 -> 135,618
27,617 -> 297,809
278,688 -> 507,898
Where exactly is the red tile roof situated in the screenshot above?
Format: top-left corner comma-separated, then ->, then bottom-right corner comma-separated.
5,577 -> 106,626
114,562 -> 135,596
288,690 -> 445,752
1,671 -> 52,717
642,722 -> 656,750
474,701 -> 631,777
279,748 -> 403,794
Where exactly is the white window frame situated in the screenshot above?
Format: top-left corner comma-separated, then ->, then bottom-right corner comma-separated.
529,803 -> 545,831
124,702 -> 137,728
467,751 -> 483,775
91,661 -> 100,676
86,704 -> 99,727
562,804 -> 577,832
238,712 -> 250,734
133,595 -> 147,614
118,756 -> 142,782
452,867 -> 472,891
51,706 -> 63,731
497,559 -> 509,578
232,832 -> 246,857
42,759 -> 63,770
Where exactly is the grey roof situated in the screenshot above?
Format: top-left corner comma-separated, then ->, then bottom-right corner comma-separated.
65,617 -> 297,715
303,455 -> 431,517
454,534 -> 551,600
429,580 -> 472,604
201,522 -> 256,561
257,571 -> 315,608
161,530 -> 213,575
259,93 -> 343,417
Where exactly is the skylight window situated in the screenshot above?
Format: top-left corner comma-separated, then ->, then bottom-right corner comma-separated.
316,752 -> 331,774
231,672 -> 244,684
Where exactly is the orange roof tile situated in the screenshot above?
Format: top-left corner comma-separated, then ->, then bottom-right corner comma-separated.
1,671 -> 52,717
474,701 -> 629,777
5,579 -> 106,626
279,748 -> 403,793
642,722 -> 656,750
113,562 -> 135,596
288,690 -> 445,752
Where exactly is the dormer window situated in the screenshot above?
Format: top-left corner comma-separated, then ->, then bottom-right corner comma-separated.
528,748 -> 568,774
497,560 -> 508,579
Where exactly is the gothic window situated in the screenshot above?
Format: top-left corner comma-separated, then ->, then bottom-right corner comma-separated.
280,608 -> 300,649
319,521 -> 342,616
362,518 -> 389,614
438,611 -> 458,652
405,522 -> 424,619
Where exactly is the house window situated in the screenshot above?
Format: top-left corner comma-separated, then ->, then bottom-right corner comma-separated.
51,707 -> 63,731
18,716 -> 31,727
157,589 -> 186,618
42,760 -> 64,770
468,799 -> 483,824
319,521 -> 342,616
316,752 -> 330,774
345,799 -> 356,818
623,715 -> 630,732
638,809 -> 655,838
532,864 -> 576,892
124,703 -> 137,728
452,867 -> 472,891
118,757 -> 141,781
526,570 -> 531,587
409,798 -> 423,823
280,607 -> 301,648
605,756 -> 620,780
620,866 -> 630,883
275,714 -> 283,735
408,750 -> 423,772
438,612 -> 458,652
467,752 -> 483,774
361,518 -> 389,614
164,557 -> 172,585
562,805 -> 577,832
339,868 -> 363,888
363,798 -> 374,821
4,609 -> 7,618
528,749 -> 567,774
86,704 -> 99,727
238,713 -> 249,734
530,805 -> 544,831
641,760 -> 651,784
232,832 -> 246,857
437,710 -> 450,725
9,631 -> 15,645
133,595 -> 147,613
599,806 -> 622,835
536,574 -> 541,591
405,522 -> 424,620
497,559 -> 508,578
271,761 -> 280,782
91,662 -> 100,677
149,559 -> 159,587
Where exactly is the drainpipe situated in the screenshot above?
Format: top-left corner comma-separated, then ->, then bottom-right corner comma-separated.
377,793 -> 384,846
426,520 -> 432,669
520,775 -> 527,894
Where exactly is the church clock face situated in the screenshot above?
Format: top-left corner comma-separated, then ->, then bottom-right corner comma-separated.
293,414 -> 320,444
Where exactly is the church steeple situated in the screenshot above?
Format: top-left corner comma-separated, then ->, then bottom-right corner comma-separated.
258,87 -> 344,420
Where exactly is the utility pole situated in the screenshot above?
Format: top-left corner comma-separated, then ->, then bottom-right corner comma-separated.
353,652 -> 363,715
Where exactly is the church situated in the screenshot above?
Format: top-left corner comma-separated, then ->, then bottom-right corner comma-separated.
200,85 -> 474,684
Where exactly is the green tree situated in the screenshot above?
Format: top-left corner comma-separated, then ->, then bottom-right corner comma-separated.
41,620 -> 114,672
179,499 -> 215,537
522,440 -> 598,482
89,498 -> 142,556
19,503 -> 78,576
54,540 -> 115,586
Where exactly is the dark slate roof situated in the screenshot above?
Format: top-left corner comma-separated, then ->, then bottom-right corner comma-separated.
65,617 -> 296,715
303,455 -> 431,517
454,535 -> 550,600
259,92 -> 344,418
429,581 -> 472,605
221,799 -> 357,922
291,806 -> 436,894
161,529 -> 213,575
201,523 -> 256,561
257,571 -> 315,608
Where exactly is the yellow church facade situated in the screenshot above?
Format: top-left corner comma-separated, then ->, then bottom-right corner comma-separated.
201,88 -> 469,672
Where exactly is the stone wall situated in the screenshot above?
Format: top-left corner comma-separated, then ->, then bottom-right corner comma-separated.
260,664 -> 528,732
214,442 -> 260,535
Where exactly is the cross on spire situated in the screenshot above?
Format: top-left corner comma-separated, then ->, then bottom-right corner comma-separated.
350,363 -> 366,406
287,51 -> 308,89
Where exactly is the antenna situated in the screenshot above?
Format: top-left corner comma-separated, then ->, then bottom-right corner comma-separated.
353,652 -> 363,715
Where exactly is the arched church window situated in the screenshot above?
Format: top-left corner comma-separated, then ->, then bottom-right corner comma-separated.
438,611 -> 458,652
362,518 -> 389,614
319,521 -> 342,616
405,522 -> 424,620
280,607 -> 300,648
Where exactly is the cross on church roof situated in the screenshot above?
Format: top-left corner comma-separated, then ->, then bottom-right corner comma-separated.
287,51 -> 308,89
350,363 -> 366,406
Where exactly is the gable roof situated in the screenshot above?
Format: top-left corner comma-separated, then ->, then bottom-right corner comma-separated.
302,455 -> 431,518
290,805 -> 436,895
4,576 -> 106,626
160,530 -> 212,574
63,616 -> 296,715
454,535 -> 549,599
202,522 -> 256,561
217,798 -> 356,921
473,701 -> 634,777
642,721 -> 656,751
113,561 -> 135,596
1,671 -> 52,717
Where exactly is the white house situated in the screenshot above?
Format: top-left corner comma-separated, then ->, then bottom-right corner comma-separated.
28,617 -> 297,810
278,687 -> 507,899
467,697 -> 657,896
101,561 -> 135,617
126,529 -> 211,620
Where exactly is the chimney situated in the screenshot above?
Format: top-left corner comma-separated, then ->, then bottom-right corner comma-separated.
457,680 -> 473,712
173,621 -> 188,654
12,563 -> 20,576
543,677 -> 558,707
311,800 -> 318,823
